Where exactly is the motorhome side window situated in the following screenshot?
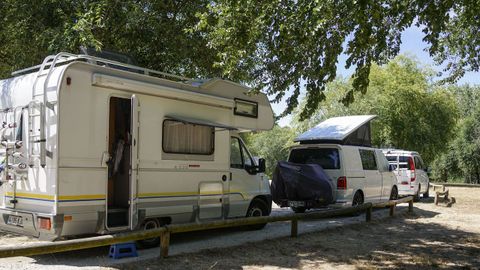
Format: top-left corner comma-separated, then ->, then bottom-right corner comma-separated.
162,120 -> 214,155
359,149 -> 377,170
230,137 -> 253,169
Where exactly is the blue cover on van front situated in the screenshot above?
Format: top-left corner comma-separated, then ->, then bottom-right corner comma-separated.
271,161 -> 335,205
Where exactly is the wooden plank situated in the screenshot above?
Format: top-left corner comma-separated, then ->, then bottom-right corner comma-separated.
290,219 -> 298,237
389,204 -> 395,216
0,202 -> 376,259
366,206 -> 372,222
167,203 -> 373,234
160,231 -> 170,258
0,227 -> 168,258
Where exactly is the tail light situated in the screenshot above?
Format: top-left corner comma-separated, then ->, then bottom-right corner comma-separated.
408,157 -> 416,182
337,176 -> 347,190
37,217 -> 51,230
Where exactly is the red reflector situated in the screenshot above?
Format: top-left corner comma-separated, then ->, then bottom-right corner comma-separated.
38,217 -> 51,230
337,176 -> 347,190
401,181 -> 409,185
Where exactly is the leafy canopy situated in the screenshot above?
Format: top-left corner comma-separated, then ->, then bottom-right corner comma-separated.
197,0 -> 480,118
1,1 -> 479,119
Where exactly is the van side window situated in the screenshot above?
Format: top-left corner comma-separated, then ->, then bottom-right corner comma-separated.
230,137 -> 253,169
359,149 -> 377,170
414,156 -> 424,170
162,120 -> 214,155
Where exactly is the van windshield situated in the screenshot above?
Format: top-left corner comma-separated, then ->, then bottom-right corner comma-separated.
288,148 -> 340,169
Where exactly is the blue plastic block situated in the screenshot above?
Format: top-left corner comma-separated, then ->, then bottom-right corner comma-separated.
109,242 -> 138,259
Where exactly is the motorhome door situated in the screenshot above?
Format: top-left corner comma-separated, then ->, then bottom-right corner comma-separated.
129,95 -> 139,230
106,96 -> 139,230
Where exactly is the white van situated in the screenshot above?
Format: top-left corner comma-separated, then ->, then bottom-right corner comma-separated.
383,149 -> 430,201
0,52 -> 274,242
288,115 -> 398,208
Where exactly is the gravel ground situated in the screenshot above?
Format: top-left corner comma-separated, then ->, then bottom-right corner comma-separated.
0,187 -> 479,269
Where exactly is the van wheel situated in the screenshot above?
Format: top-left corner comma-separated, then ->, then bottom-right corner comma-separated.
246,198 -> 268,230
414,185 -> 421,202
423,186 -> 430,198
390,186 -> 398,200
352,191 -> 364,206
137,219 -> 160,249
291,207 -> 306,214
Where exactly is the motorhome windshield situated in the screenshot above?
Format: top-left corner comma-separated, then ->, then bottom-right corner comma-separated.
288,148 -> 340,169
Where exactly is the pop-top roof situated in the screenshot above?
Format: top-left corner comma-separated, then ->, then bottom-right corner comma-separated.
295,115 -> 377,142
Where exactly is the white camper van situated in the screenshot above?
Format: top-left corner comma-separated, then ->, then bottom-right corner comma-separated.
382,149 -> 430,200
288,115 -> 397,209
0,52 -> 274,242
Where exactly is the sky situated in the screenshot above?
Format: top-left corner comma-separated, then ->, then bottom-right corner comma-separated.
273,26 -> 480,127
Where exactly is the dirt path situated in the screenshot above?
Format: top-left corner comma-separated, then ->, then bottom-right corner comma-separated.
122,187 -> 480,270
0,187 -> 479,269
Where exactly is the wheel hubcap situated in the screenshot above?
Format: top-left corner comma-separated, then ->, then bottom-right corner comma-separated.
250,207 -> 263,217
142,220 -> 159,243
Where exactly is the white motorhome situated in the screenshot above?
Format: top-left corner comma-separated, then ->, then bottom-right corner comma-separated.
0,52 -> 274,243
287,115 -> 397,210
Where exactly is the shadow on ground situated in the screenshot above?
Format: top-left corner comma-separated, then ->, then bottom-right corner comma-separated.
119,207 -> 479,270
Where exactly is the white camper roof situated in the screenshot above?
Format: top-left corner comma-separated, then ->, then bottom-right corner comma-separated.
295,115 -> 377,142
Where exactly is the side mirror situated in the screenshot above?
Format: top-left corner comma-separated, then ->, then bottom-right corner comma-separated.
257,158 -> 266,173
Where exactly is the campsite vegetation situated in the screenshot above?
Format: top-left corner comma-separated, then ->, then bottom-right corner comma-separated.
0,1 -> 479,183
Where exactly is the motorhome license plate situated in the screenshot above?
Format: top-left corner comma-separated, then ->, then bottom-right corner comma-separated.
288,201 -> 305,207
7,215 -> 23,227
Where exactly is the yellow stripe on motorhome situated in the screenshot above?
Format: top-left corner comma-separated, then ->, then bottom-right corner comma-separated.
58,194 -> 106,201
139,190 -> 247,199
5,192 -> 54,200
139,191 -> 199,198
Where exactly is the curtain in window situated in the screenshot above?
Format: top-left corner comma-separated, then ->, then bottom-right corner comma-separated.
163,120 -> 214,154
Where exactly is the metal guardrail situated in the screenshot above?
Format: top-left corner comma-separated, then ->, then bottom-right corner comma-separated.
0,196 -> 414,259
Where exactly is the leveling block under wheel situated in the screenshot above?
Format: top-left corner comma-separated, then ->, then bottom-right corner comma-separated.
109,242 -> 138,259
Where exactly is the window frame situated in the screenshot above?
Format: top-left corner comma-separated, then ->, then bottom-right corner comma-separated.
288,147 -> 341,170
162,119 -> 215,155
230,136 -> 255,170
233,98 -> 259,118
359,149 -> 378,171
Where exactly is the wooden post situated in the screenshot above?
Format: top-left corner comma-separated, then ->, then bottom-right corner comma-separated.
160,231 -> 170,258
408,199 -> 414,212
389,204 -> 395,216
366,206 -> 372,222
291,219 -> 298,237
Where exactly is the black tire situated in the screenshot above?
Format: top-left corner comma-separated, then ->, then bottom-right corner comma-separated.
352,191 -> 364,206
423,185 -> 430,198
291,206 -> 306,214
414,185 -> 421,202
246,198 -> 269,230
390,186 -> 398,200
136,219 -> 161,249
